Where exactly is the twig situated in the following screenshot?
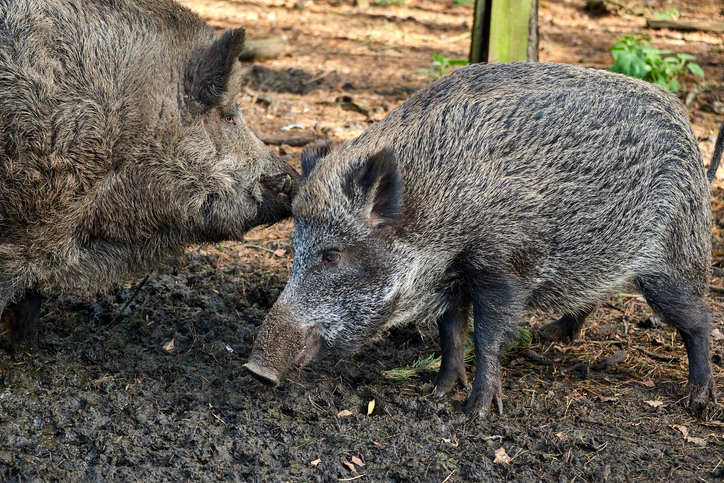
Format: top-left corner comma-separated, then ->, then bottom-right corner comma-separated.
709,285 -> 724,294
241,244 -> 277,254
338,475 -> 366,481
255,131 -> 323,147
441,468 -> 457,483
635,346 -> 680,363
109,274 -> 150,326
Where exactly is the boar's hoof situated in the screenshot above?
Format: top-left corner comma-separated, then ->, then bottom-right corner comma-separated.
243,360 -> 281,387
433,367 -> 469,398
686,378 -> 718,414
466,381 -> 504,417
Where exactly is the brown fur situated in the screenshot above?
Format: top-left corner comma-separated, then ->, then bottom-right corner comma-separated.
0,0 -> 299,344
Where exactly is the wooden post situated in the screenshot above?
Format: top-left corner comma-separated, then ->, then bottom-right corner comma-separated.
469,0 -> 538,64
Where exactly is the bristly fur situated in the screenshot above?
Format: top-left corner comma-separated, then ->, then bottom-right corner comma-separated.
0,0 -> 300,343
248,62 -> 721,415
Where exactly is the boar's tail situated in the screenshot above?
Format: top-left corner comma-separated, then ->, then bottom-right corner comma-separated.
707,119 -> 724,184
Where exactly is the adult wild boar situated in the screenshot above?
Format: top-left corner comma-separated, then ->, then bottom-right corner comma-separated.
244,62 -> 723,416
0,0 -> 299,346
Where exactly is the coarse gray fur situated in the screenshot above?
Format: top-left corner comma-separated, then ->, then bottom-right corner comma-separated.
245,62 -> 722,416
0,0 -> 299,345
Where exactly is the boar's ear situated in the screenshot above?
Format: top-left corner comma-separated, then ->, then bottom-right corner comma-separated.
346,147 -> 403,227
186,28 -> 246,109
301,140 -> 332,182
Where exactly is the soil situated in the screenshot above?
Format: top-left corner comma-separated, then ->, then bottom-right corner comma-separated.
2,0 -> 724,481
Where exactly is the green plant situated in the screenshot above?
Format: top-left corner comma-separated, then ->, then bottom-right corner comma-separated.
415,54 -> 468,79
376,0 -> 405,5
608,35 -> 704,93
381,320 -> 532,380
652,7 -> 678,20
453,0 -> 474,4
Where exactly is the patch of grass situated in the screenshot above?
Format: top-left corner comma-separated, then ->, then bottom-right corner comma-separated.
382,320 -> 532,380
608,35 -> 704,93
414,54 -> 468,80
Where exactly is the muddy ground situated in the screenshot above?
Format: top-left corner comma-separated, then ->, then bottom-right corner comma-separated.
2,0 -> 724,481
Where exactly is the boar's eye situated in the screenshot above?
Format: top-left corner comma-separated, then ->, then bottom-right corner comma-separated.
322,250 -> 341,265
224,114 -> 236,125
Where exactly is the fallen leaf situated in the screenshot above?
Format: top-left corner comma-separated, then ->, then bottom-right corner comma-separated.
493,447 -> 511,465
309,459 -> 321,467
555,432 -> 567,441
644,400 -> 665,408
162,339 -> 175,352
367,399 -> 375,416
686,436 -> 707,446
351,456 -> 365,467
451,391 -> 467,402
342,460 -> 357,472
442,438 -> 459,447
273,248 -> 286,257
598,396 -> 618,403
671,424 -> 689,438
638,379 -> 655,388
712,328 -> 724,341
337,409 -> 353,418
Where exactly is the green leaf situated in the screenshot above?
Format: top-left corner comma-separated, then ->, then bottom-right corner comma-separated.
668,79 -> 680,92
448,59 -> 469,66
687,62 -> 705,77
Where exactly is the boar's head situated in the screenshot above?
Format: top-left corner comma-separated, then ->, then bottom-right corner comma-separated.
78,26 -> 299,265
244,141 -> 405,386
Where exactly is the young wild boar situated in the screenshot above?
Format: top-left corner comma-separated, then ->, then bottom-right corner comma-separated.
244,62 -> 723,416
0,0 -> 299,346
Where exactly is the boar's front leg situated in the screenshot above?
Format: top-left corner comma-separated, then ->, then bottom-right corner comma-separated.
466,273 -> 526,417
1,291 -> 42,350
434,298 -> 471,396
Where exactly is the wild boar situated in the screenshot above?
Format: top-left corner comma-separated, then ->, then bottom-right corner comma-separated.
244,62 -> 722,416
0,0 -> 299,346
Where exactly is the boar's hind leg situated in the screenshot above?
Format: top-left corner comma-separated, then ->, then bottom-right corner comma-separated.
538,309 -> 593,343
466,275 -> 527,417
636,275 -> 717,412
1,291 -> 42,350
434,299 -> 471,397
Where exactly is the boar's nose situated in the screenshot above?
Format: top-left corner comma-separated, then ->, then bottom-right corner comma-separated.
260,173 -> 295,197
243,358 -> 281,386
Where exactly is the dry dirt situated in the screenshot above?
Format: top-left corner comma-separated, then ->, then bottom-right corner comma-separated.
2,0 -> 724,481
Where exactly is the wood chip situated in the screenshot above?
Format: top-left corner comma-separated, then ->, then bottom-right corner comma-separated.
644,400 -> 665,408
367,399 -> 375,416
309,459 -> 321,467
350,456 -> 365,467
337,409 -> 353,418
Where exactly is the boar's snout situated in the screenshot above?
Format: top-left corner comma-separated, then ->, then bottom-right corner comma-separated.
260,171 -> 297,199
243,357 -> 281,386
244,306 -> 322,387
